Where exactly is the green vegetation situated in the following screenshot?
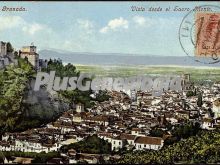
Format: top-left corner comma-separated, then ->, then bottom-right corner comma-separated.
13,117 -> 50,132
6,42 -> 14,53
0,58 -> 112,135
117,130 -> 220,164
166,122 -> 201,145
149,128 -> 166,138
75,65 -> 220,82
0,56 -> 34,133
186,90 -> 195,97
94,90 -> 111,102
42,59 -> 93,108
149,122 -> 201,145
42,59 -> 110,108
42,59 -> 79,77
197,92 -> 203,107
60,134 -> 111,154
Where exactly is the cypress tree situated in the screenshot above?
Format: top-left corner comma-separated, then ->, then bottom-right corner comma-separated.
197,92 -> 203,107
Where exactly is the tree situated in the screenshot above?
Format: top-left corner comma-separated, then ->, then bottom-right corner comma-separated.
0,57 -> 34,133
43,59 -> 98,108
197,93 -> 203,107
14,51 -> 18,57
6,42 -> 14,53
60,134 -> 111,154
194,87 -> 197,96
149,128 -> 165,137
186,90 -> 194,97
94,90 -> 111,102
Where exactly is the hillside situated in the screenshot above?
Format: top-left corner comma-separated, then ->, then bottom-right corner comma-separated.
117,130 -> 220,164
39,49 -> 220,67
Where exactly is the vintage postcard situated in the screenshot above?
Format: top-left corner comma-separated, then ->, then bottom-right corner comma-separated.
0,1 -> 220,164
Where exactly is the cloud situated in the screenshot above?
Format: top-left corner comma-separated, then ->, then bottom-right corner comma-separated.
132,16 -> 180,29
0,15 -> 51,35
77,19 -> 94,34
132,16 -> 158,28
22,23 -> 49,35
99,16 -> 179,34
133,16 -> 147,26
77,19 -> 93,29
100,17 -> 128,33
0,16 -> 24,31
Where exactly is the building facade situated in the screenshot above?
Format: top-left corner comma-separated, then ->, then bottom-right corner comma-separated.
213,98 -> 220,118
0,41 -> 7,57
20,45 -> 39,70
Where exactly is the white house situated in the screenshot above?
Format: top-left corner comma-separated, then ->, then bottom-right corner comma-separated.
76,103 -> 84,113
10,139 -> 60,153
201,118 -> 214,130
111,137 -> 126,151
73,114 -> 83,123
131,128 -> 141,136
134,136 -> 164,150
213,98 -> 220,119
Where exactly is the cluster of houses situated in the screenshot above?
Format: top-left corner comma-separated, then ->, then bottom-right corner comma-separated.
0,78 -> 220,163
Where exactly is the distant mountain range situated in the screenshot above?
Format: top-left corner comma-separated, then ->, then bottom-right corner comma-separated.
39,49 -> 220,67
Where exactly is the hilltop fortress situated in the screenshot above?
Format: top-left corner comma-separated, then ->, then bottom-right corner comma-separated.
0,41 -> 47,71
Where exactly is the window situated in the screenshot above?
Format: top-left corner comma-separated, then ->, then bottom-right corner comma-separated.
119,142 -> 121,145
144,145 -> 146,147
114,141 -> 116,144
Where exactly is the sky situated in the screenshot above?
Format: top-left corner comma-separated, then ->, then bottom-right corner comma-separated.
0,1 -> 219,56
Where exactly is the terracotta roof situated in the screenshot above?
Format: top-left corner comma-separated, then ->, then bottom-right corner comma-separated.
62,112 -> 72,118
112,136 -> 122,140
135,136 -> 162,145
120,134 -> 136,140
98,132 -> 112,138
132,128 -> 141,131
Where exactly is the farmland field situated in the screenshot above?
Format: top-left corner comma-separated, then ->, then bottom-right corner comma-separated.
75,65 -> 220,82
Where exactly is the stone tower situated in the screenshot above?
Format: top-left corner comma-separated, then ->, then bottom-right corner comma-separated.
20,44 -> 39,70
0,41 -> 7,57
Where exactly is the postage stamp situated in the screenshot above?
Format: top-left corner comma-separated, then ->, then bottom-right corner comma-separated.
195,13 -> 220,58
179,5 -> 220,64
